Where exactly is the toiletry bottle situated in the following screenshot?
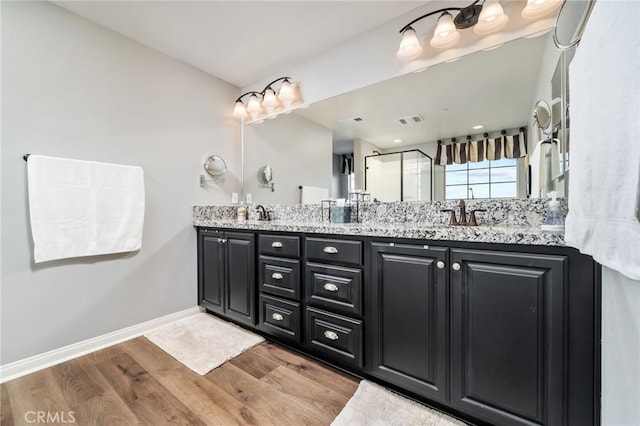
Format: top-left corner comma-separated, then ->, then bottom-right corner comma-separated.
237,203 -> 247,221
541,191 -> 564,233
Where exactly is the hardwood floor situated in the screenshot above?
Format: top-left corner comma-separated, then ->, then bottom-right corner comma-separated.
1,337 -> 359,426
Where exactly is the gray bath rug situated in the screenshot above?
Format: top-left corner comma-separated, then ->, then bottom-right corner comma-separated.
144,313 -> 264,375
332,380 -> 466,426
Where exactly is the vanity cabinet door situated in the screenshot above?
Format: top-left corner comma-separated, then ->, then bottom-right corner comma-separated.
368,242 -> 449,404
224,232 -> 256,327
198,229 -> 225,315
197,229 -> 256,327
450,248 -> 566,426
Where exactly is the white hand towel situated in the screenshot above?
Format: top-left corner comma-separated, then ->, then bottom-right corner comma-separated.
300,186 -> 329,204
530,140 -> 560,198
565,1 -> 640,281
27,155 -> 145,263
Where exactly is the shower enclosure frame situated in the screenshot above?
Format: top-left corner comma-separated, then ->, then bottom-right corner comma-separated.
364,149 -> 433,202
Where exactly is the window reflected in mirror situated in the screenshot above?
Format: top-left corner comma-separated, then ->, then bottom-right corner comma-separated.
445,158 -> 518,200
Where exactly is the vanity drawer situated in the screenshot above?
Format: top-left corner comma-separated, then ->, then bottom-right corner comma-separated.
305,307 -> 363,368
259,234 -> 300,258
259,256 -> 300,299
259,294 -> 301,343
306,237 -> 362,267
306,263 -> 362,316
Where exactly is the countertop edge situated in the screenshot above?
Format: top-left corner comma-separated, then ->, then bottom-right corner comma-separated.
192,219 -> 566,247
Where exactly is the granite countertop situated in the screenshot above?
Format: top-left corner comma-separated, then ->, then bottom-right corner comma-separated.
192,218 -> 566,246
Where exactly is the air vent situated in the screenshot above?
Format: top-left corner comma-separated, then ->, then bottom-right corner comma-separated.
396,114 -> 423,125
337,116 -> 364,124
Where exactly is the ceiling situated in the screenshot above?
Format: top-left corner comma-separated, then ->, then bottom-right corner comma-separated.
53,0 -> 424,88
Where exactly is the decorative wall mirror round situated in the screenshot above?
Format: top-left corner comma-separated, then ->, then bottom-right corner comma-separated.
259,165 -> 273,184
533,100 -> 552,132
203,155 -> 227,177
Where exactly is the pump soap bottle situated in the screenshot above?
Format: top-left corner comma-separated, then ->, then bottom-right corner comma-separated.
237,203 -> 247,221
541,191 -> 565,233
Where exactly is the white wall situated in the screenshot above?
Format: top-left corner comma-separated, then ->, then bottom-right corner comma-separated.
1,1 -> 240,364
243,113 -> 332,205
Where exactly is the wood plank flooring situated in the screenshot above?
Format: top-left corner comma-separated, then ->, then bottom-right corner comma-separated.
1,337 -> 359,426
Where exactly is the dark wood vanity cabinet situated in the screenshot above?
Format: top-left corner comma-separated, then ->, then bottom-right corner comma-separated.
197,229 -> 256,327
368,242 -> 449,404
367,240 -> 599,426
196,227 -> 600,426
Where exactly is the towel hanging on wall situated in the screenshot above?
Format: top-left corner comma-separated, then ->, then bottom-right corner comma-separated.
27,155 -> 145,263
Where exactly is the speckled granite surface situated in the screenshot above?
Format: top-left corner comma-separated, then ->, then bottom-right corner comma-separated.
193,198 -> 567,246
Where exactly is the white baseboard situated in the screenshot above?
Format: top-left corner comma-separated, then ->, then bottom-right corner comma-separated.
0,306 -> 203,383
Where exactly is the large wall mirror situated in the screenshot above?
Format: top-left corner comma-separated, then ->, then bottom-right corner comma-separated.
244,30 -> 571,205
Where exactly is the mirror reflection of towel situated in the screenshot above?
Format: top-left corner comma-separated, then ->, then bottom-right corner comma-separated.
341,154 -> 353,175
530,139 -> 560,198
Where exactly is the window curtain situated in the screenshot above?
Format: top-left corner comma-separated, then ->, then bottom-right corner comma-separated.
435,128 -> 527,166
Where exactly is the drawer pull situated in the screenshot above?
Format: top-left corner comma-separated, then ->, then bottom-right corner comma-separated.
323,246 -> 338,254
271,272 -> 284,280
323,330 -> 339,341
452,262 -> 461,271
271,313 -> 284,321
323,283 -> 339,292
271,241 -> 283,248
436,261 -> 445,269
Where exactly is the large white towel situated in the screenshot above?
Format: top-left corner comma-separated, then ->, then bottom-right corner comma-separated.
27,155 -> 145,263
565,1 -> 640,281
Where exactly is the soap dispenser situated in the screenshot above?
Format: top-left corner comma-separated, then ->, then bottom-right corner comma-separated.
236,203 -> 247,221
541,191 -> 564,233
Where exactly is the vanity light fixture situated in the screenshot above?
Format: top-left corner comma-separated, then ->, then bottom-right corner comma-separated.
232,76 -> 304,122
396,0 -> 557,60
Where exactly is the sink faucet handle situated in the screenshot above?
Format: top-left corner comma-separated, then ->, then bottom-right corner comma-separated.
469,209 -> 487,226
441,209 -> 458,225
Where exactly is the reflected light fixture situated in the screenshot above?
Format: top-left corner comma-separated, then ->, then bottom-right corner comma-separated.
521,0 -> 563,19
232,77 -> 304,122
397,0 -> 549,60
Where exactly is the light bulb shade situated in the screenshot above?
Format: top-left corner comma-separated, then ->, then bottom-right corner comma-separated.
430,12 -> 460,49
474,1 -> 509,34
246,93 -> 263,114
261,88 -> 279,108
277,80 -> 296,104
292,83 -> 305,107
232,101 -> 247,118
396,27 -> 423,59
521,0 -> 562,19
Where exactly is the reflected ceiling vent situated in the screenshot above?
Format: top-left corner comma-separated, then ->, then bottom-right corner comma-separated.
337,116 -> 364,124
396,114 -> 423,125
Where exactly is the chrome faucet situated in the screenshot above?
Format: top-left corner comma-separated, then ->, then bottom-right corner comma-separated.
441,199 -> 486,226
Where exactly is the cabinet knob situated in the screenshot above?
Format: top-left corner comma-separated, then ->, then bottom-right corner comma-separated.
452,262 -> 461,271
323,283 -> 339,292
436,261 -> 446,269
271,313 -> 284,321
323,246 -> 338,254
271,241 -> 283,248
221,238 -> 227,243
271,272 -> 283,280
323,330 -> 339,341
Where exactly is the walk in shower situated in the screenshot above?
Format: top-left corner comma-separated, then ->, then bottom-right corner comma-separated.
364,150 -> 432,202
